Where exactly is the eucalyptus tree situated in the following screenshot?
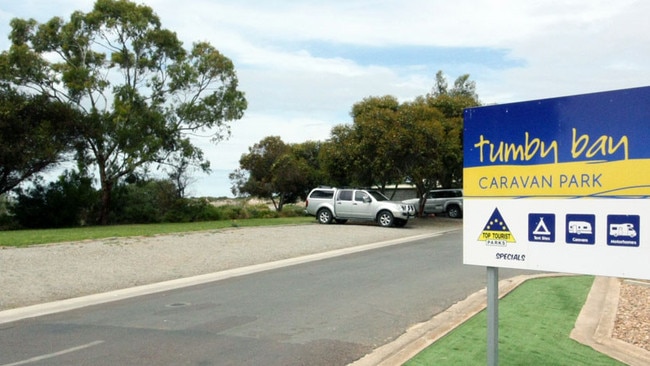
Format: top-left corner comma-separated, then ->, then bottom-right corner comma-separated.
347,95 -> 403,191
234,136 -> 289,198
428,70 -> 480,118
426,71 -> 480,187
399,97 -> 449,214
0,88 -> 79,194
0,0 -> 247,223
232,136 -> 325,210
319,75 -> 475,214
318,124 -> 357,187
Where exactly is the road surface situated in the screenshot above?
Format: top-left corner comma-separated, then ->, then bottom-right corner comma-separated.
0,230 -> 531,365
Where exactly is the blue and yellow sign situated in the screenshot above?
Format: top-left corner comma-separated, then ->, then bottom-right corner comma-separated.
464,86 -> 650,198
463,86 -> 650,280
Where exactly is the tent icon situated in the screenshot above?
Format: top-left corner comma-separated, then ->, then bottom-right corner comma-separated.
533,217 -> 551,235
528,213 -> 555,243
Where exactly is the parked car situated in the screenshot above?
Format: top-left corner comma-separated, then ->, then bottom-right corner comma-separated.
403,189 -> 463,218
305,187 -> 416,227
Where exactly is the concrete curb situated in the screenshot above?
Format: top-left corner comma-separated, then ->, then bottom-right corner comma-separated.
571,277 -> 650,366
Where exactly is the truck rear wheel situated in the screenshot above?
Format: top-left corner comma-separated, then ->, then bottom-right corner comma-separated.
377,211 -> 394,227
317,208 -> 333,224
446,205 -> 462,219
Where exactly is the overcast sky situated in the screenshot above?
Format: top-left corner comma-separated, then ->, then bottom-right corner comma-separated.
2,1 -> 649,197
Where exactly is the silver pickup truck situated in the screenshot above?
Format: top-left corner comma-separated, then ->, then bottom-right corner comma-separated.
402,188 -> 463,218
304,187 -> 416,227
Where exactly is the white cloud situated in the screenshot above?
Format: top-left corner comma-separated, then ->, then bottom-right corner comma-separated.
2,0 -> 649,197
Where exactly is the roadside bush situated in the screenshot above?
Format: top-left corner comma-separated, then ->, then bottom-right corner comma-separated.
0,211 -> 19,230
0,195 -> 18,229
5,176 -> 309,229
206,202 -> 283,220
246,203 -> 278,219
216,204 -> 248,220
279,204 -> 306,217
111,183 -> 158,224
11,171 -> 98,228
110,179 -> 178,224
164,198 -> 222,222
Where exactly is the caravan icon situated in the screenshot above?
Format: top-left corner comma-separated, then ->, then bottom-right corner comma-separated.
568,221 -> 592,235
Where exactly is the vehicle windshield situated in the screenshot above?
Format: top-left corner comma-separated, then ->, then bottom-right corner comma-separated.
367,190 -> 389,201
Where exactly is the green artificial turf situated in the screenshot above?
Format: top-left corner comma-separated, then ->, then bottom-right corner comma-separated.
405,276 -> 624,366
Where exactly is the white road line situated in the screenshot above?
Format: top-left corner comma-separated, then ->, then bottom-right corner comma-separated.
1,340 -> 104,366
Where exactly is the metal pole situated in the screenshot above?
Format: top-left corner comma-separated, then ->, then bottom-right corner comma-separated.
487,266 -> 499,366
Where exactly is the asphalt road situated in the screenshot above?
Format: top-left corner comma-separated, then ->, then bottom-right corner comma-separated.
0,230 -> 531,366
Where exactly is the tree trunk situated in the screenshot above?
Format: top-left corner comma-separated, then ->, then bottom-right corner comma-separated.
278,195 -> 285,212
418,199 -> 427,217
99,180 -> 113,225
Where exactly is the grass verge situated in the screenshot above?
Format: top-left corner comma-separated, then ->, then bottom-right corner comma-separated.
405,276 -> 625,366
0,216 -> 315,247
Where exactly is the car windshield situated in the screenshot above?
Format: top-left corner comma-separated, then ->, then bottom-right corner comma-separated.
367,190 -> 389,201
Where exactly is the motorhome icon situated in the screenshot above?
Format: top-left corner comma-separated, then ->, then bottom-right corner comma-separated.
607,215 -> 640,247
568,221 -> 592,235
609,223 -> 637,238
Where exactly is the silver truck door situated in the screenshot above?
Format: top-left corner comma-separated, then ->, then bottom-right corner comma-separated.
335,189 -> 355,217
350,190 -> 374,218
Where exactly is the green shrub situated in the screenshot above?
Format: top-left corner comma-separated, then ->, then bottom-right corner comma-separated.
111,182 -> 164,224
247,203 -> 278,219
279,204 -> 306,217
190,200 -> 222,222
161,198 -> 223,223
0,212 -> 19,230
217,205 -> 248,220
11,171 -> 98,228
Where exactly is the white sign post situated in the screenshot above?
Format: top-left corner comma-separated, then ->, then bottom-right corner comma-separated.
487,266 -> 498,365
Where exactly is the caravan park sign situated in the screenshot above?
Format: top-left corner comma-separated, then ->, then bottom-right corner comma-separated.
463,86 -> 650,280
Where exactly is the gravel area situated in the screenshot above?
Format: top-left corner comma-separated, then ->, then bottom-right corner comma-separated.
613,280 -> 650,352
0,218 -> 460,311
